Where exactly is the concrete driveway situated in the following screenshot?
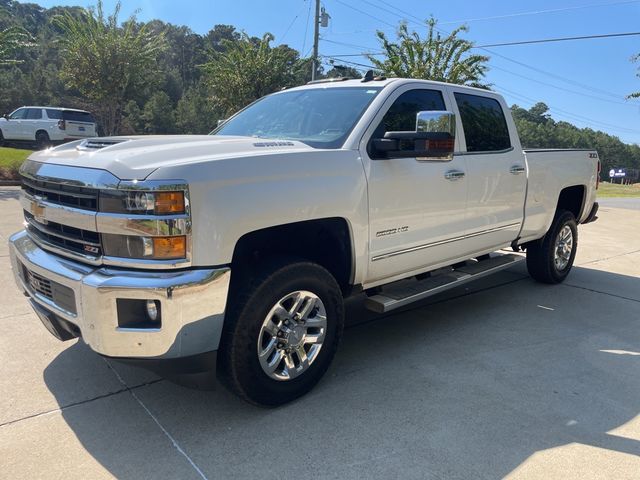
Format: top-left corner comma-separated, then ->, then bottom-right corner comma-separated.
1,187 -> 638,479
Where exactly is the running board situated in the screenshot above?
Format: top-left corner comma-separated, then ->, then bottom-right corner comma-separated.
364,253 -> 524,313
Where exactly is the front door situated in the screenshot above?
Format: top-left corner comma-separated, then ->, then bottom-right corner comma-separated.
362,85 -> 469,284
4,107 -> 27,139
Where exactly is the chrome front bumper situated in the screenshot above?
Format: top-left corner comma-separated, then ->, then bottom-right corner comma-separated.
9,230 -> 231,359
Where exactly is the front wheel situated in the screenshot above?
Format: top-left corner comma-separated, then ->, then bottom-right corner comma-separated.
218,259 -> 344,406
526,210 -> 578,284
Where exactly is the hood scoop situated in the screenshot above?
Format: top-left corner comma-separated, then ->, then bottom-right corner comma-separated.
77,138 -> 132,151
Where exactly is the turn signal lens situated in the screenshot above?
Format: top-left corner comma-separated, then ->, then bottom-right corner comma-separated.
154,192 -> 185,214
152,236 -> 186,259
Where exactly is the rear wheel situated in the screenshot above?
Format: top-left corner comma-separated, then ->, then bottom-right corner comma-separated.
526,210 -> 578,284
35,131 -> 51,149
218,259 -> 344,406
0,129 -> 4,147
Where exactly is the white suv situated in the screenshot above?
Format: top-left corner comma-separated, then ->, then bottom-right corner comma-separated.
0,106 -> 97,149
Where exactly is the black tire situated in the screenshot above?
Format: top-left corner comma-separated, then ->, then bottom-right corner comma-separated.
526,210 -> 578,284
35,131 -> 51,149
218,258 -> 344,406
0,129 -> 4,147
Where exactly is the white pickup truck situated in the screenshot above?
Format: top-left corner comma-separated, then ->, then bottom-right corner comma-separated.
8,77 -> 600,406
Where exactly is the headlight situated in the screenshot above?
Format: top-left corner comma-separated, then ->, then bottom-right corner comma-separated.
102,234 -> 187,260
100,190 -> 186,215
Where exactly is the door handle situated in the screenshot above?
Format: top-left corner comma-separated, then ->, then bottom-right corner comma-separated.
510,165 -> 526,175
444,170 -> 465,181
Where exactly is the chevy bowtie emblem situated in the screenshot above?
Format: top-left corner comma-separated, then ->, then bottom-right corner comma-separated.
31,200 -> 47,223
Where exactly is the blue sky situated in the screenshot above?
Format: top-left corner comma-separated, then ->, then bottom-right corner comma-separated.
22,0 -> 640,144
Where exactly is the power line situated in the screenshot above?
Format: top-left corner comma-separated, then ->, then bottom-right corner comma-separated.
323,55 -> 377,70
490,63 -> 637,107
478,31 -> 640,48
301,0 -> 312,56
324,0 -> 640,134
495,83 -> 640,134
333,0 -> 397,29
441,0 -> 640,25
279,1 -> 308,43
320,37 -> 376,51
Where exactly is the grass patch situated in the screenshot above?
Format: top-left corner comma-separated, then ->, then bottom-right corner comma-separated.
0,147 -> 32,180
597,182 -> 640,198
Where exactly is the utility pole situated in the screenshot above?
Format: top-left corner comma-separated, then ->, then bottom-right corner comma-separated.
311,0 -> 321,81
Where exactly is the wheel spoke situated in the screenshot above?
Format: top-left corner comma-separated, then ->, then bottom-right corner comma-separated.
288,292 -> 305,316
259,337 -> 277,359
295,345 -> 309,370
283,353 -> 299,379
262,320 -> 280,338
264,350 -> 284,374
303,331 -> 325,345
304,313 -> 327,329
273,304 -> 289,321
298,295 -> 317,321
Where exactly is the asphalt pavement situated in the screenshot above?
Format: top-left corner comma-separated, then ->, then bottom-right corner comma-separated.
1,187 -> 638,479
598,197 -> 640,211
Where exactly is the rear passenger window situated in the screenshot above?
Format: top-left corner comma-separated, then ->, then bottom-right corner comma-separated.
26,108 -> 43,120
375,89 -> 445,136
454,93 -> 511,152
46,109 -> 62,119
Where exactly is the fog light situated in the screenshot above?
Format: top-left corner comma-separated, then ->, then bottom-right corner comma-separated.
146,300 -> 160,322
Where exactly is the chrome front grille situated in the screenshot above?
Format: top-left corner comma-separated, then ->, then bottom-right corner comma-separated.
21,176 -> 99,211
24,211 -> 102,257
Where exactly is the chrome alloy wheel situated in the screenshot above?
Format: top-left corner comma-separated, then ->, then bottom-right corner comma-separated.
257,291 -> 327,381
554,225 -> 574,271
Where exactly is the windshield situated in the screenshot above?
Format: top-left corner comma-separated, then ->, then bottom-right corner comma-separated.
212,87 -> 382,149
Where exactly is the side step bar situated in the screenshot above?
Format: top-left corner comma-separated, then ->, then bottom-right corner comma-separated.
364,253 -> 524,313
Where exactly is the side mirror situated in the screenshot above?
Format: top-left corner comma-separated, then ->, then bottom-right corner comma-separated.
372,111 -> 456,160
3,114 -> 9,120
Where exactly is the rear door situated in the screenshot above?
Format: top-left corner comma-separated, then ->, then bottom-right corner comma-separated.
449,89 -> 527,251
62,110 -> 96,137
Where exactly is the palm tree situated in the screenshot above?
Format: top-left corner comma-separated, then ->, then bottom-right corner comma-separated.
368,18 -> 489,88
202,32 -> 307,115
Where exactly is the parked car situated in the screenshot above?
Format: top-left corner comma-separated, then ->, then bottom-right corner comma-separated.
8,76 -> 599,406
0,106 -> 97,149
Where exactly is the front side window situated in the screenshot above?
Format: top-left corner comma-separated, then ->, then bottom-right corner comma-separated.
9,108 -> 27,120
213,87 -> 382,149
374,89 -> 446,137
26,108 -> 43,120
454,93 -> 511,152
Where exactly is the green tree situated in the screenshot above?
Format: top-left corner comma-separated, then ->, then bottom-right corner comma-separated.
368,18 -> 489,87
175,82 -> 220,134
53,1 -> 166,135
0,26 -> 32,65
141,91 -> 175,134
325,65 -> 360,79
201,32 -> 306,115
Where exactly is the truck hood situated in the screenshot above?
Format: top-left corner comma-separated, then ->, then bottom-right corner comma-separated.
26,135 -> 314,180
